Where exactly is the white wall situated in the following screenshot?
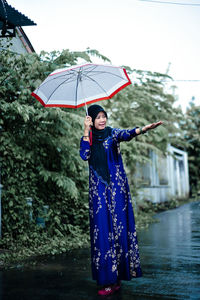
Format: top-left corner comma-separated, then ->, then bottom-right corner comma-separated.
136,145 -> 190,203
0,27 -> 34,54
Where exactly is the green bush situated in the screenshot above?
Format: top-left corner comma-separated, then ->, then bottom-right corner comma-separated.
0,48 -> 92,250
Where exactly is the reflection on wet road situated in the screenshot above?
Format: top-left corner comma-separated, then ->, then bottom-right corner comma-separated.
1,201 -> 200,300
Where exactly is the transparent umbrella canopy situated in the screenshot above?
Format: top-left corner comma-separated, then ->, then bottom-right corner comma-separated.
31,63 -> 132,114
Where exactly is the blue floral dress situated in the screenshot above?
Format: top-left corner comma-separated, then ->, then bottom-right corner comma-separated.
80,127 -> 142,286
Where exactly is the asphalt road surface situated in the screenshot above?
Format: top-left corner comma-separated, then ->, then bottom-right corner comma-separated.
1,200 -> 200,300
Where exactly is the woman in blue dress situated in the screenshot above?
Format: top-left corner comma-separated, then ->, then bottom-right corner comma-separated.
80,104 -> 162,296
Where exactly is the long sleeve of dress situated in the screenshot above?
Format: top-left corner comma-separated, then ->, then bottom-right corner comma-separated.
112,127 -> 139,143
80,137 -> 91,161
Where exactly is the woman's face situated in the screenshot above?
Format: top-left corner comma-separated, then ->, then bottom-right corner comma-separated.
94,111 -> 107,130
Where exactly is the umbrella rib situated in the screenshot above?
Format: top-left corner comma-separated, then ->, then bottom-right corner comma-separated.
77,64 -> 127,81
84,70 -> 127,81
81,64 -> 127,81
46,77 -> 74,102
82,73 -> 110,96
75,73 -> 80,107
37,71 -> 76,90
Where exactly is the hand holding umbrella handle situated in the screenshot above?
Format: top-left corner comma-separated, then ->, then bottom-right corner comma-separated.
83,116 -> 93,141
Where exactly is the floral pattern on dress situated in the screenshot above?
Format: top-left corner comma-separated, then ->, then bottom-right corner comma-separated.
80,128 -> 142,285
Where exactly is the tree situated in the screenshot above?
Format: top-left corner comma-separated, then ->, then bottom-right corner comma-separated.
0,47 -> 186,261
103,69 -> 185,190
180,99 -> 200,194
0,48 -> 111,242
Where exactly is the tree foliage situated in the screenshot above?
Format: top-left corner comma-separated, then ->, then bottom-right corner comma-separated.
0,46 -> 186,263
0,48 -> 100,244
103,69 -> 185,189
180,100 -> 200,194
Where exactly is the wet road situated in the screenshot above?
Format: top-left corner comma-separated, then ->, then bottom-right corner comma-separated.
1,201 -> 200,300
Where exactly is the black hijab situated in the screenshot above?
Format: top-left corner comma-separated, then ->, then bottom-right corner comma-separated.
88,105 -> 112,185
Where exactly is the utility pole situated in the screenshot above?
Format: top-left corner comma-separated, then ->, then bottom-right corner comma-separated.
166,62 -> 171,75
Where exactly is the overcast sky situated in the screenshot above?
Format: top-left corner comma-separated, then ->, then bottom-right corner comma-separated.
8,0 -> 200,111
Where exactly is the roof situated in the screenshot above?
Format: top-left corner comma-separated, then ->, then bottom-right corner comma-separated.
0,1 -> 36,30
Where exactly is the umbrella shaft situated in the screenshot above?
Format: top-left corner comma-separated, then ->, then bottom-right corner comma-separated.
80,80 -> 88,115
85,101 -> 88,115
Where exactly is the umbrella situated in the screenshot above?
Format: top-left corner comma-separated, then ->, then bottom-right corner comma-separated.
31,63 -> 131,112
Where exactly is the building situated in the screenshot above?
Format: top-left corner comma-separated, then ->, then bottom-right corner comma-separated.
135,145 -> 190,203
0,0 -> 36,54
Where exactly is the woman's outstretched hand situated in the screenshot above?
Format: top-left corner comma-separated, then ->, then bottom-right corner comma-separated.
143,121 -> 163,132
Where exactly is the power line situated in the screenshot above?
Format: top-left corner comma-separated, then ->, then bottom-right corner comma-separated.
173,80 -> 200,82
139,0 -> 200,6
163,79 -> 200,83
163,79 -> 200,82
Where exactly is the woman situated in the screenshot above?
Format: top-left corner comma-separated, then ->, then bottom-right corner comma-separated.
80,104 -> 162,296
